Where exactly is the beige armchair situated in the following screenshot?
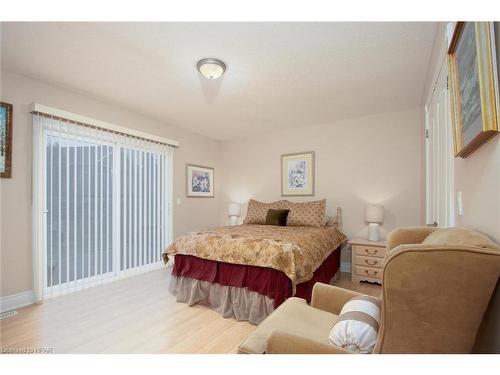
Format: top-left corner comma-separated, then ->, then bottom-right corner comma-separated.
238,227 -> 500,354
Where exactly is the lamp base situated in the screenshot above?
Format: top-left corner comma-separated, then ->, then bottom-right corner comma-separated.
229,216 -> 238,226
368,223 -> 380,242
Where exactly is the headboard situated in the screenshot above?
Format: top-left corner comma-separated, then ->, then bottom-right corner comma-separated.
331,207 -> 343,232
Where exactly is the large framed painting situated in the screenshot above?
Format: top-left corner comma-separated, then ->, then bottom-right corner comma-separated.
186,164 -> 214,197
448,22 -> 500,158
0,102 -> 13,178
281,151 -> 315,196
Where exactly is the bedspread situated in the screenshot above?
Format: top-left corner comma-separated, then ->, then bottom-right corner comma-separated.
163,224 -> 346,285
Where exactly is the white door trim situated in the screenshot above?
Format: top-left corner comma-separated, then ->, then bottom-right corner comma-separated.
32,117 -> 46,303
425,57 -> 455,228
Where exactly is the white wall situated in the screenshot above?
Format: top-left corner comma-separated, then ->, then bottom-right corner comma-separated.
219,108 -> 425,263
0,70 -> 222,297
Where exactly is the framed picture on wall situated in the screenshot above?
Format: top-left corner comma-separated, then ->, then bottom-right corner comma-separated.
447,22 -> 500,158
0,102 -> 13,178
186,164 -> 214,197
281,151 -> 315,196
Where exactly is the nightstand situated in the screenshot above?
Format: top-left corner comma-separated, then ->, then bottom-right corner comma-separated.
349,238 -> 387,284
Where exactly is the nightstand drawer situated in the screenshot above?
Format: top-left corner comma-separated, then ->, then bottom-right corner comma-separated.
355,265 -> 382,280
354,245 -> 387,258
356,255 -> 383,269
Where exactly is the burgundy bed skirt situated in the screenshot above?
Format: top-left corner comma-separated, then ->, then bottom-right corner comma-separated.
171,247 -> 341,309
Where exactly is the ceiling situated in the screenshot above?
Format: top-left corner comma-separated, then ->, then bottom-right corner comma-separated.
1,22 -> 437,140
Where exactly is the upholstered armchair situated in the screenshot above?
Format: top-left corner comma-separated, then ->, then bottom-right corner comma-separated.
238,227 -> 500,354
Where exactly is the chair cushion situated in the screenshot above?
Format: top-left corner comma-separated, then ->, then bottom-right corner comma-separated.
237,297 -> 337,354
422,228 -> 500,251
329,295 -> 381,353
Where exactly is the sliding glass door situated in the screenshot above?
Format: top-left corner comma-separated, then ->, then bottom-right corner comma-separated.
37,114 -> 172,298
119,147 -> 167,273
45,136 -> 114,290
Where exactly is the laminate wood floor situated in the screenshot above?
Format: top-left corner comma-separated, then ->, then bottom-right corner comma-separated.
0,269 -> 380,354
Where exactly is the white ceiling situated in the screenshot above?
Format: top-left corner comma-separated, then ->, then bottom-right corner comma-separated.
1,22 -> 437,140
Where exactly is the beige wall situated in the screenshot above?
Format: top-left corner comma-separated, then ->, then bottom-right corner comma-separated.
465,136 -> 500,353
424,22 -> 500,353
1,69 -> 425,298
451,22 -> 500,243
0,70 -> 223,297
218,108 -> 425,264
461,25 -> 500,354
424,22 -> 500,242
454,137 -> 500,242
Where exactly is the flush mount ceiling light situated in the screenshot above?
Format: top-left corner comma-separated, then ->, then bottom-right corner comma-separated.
197,58 -> 226,80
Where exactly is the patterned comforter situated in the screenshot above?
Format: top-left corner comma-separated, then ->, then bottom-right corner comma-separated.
163,224 -> 347,285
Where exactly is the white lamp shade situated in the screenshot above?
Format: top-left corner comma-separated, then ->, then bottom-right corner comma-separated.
228,203 -> 241,216
365,205 -> 384,223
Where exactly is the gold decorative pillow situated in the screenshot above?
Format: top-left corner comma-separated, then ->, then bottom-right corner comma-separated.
282,199 -> 326,227
243,199 -> 285,224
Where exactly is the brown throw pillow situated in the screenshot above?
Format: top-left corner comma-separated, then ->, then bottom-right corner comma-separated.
265,209 -> 290,226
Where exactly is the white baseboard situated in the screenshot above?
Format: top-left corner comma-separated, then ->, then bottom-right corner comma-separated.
0,291 -> 33,313
340,261 -> 351,273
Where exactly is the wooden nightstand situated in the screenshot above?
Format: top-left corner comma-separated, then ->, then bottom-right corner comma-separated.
349,238 -> 387,284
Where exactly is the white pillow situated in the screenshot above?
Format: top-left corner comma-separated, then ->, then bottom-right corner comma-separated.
328,296 -> 381,353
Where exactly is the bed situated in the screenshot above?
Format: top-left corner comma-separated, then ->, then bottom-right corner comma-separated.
163,202 -> 346,324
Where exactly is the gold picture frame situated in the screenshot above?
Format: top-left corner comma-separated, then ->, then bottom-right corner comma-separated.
281,151 -> 315,196
447,22 -> 500,158
0,102 -> 13,178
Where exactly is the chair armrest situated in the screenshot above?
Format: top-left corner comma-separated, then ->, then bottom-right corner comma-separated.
266,330 -> 353,354
311,283 -> 364,315
386,226 -> 438,250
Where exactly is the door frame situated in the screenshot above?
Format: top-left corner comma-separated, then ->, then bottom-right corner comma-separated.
32,115 -> 46,303
425,58 -> 455,228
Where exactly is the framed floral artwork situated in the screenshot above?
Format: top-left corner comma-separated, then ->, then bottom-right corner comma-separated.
281,151 -> 315,196
186,164 -> 214,197
448,22 -> 500,158
0,102 -> 13,178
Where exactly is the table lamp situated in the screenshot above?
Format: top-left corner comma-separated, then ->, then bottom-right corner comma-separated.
228,203 -> 241,226
365,205 -> 384,241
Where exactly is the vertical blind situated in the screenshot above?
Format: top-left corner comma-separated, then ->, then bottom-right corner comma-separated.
35,114 -> 173,298
119,147 -> 167,272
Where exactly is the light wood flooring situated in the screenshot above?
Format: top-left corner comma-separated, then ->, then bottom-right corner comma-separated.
0,269 -> 380,354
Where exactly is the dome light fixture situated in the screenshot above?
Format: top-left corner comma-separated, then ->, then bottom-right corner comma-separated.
197,58 -> 226,80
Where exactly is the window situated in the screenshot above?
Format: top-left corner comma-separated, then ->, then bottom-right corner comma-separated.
32,109 -> 174,299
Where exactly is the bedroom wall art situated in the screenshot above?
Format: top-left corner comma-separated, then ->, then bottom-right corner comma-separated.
186,164 -> 214,197
281,151 -> 315,196
0,102 -> 13,178
448,22 -> 500,158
